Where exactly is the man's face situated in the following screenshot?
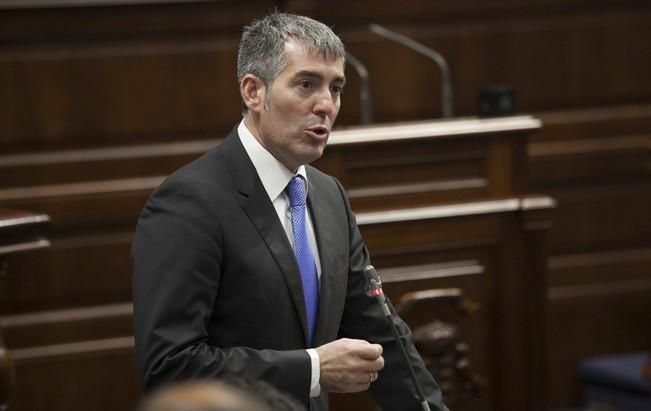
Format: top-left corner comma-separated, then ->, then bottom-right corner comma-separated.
255,39 -> 346,172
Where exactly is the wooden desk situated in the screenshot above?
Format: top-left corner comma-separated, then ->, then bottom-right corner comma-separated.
0,209 -> 49,411
317,116 -> 540,210
317,117 -> 554,411
0,116 -> 552,411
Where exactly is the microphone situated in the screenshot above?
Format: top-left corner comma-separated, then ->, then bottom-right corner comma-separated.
363,265 -> 432,411
369,23 -> 455,118
363,265 -> 389,315
345,52 -> 374,125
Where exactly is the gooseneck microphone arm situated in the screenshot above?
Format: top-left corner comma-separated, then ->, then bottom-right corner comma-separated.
368,23 -> 454,118
345,52 -> 374,125
363,265 -> 432,411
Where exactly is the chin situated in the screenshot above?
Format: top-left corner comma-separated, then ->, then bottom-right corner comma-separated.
311,147 -> 327,162
297,151 -> 324,166
299,144 -> 326,164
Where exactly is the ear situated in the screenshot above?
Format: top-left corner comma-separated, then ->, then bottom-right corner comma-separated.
240,74 -> 265,113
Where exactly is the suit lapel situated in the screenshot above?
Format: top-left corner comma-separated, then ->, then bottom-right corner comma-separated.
221,131 -> 310,346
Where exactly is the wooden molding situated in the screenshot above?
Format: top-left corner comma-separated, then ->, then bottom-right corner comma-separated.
328,116 -> 542,146
0,0 -> 217,9
379,260 -> 484,283
357,196 -> 555,225
10,336 -> 134,361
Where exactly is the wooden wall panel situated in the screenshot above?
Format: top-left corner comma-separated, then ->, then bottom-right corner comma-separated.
0,189 -> 153,234
530,105 -> 651,408
1,236 -> 132,314
547,270 -> 651,406
3,2 -> 651,150
530,105 -> 650,189
291,0 -> 650,18
549,248 -> 651,288
2,303 -> 133,348
326,5 -> 651,123
0,42 -> 240,147
545,184 -> 650,253
0,143 -> 212,187
10,340 -> 139,411
0,0 -> 273,151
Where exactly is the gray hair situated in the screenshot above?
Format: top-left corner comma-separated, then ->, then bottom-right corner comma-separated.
237,12 -> 346,88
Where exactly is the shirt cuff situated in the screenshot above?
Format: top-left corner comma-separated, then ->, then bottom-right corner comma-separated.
306,348 -> 321,397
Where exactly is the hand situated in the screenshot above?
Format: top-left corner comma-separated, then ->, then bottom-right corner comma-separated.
315,338 -> 384,393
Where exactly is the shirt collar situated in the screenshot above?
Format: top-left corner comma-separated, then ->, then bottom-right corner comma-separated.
238,120 -> 308,202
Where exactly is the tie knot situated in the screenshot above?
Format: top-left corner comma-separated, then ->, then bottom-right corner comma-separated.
286,176 -> 307,207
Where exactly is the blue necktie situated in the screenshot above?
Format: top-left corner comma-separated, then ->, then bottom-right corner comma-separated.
286,175 -> 319,346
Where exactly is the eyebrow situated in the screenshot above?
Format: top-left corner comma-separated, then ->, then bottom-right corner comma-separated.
294,70 -> 346,85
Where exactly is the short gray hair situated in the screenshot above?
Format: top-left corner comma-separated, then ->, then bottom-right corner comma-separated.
237,12 -> 345,87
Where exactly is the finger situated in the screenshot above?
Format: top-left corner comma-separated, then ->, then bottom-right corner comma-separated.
357,344 -> 383,360
361,356 -> 385,373
356,370 -> 377,385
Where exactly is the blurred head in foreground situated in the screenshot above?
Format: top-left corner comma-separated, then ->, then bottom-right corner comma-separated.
138,378 -> 307,411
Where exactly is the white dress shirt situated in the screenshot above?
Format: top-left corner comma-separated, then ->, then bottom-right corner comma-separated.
238,120 -> 322,397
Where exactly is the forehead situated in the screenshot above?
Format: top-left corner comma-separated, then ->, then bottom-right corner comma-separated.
280,39 -> 345,78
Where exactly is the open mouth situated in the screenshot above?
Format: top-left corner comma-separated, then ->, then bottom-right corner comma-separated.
307,126 -> 329,137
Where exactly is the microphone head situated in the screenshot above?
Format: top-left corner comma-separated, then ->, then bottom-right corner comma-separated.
363,265 -> 383,297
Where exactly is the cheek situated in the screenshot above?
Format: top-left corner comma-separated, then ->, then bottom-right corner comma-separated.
283,107 -> 308,127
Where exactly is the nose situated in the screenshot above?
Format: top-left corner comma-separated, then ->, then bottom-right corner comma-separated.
312,89 -> 337,118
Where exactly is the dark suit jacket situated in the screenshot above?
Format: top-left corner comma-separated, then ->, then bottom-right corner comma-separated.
132,127 -> 447,411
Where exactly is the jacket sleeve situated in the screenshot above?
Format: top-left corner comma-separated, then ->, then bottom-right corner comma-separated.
331,177 -> 449,411
131,175 -> 311,401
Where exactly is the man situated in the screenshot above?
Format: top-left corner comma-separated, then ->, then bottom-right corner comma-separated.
132,12 -> 447,411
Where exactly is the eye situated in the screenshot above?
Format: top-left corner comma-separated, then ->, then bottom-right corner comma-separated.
330,84 -> 344,95
298,80 -> 313,89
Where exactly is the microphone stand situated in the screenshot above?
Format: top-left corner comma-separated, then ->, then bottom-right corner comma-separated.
369,23 -> 454,118
364,266 -> 431,411
345,52 -> 373,125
